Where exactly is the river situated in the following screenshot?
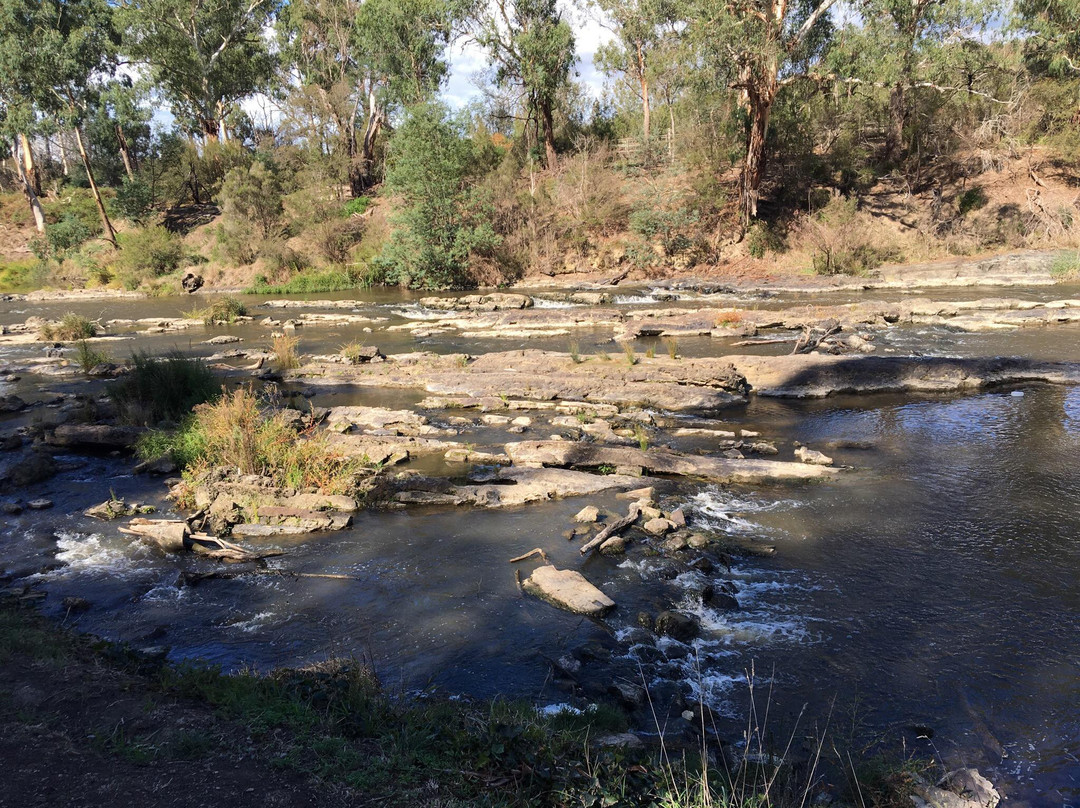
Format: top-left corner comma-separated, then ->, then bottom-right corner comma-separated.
1,283 -> 1078,805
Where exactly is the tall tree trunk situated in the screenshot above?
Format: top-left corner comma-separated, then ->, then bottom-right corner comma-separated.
359,92 -> 383,190
344,126 -> 365,198
58,133 -> 70,176
540,101 -> 557,169
637,42 -> 650,144
19,134 -> 42,197
886,82 -> 906,163
115,124 -> 135,180
14,140 -> 46,233
741,79 -> 776,226
72,126 -> 117,246
201,116 -> 220,143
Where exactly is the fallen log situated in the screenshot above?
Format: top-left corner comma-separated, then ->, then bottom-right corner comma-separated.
580,503 -> 642,556
509,548 -> 549,564
178,569 -> 358,587
119,519 -> 188,553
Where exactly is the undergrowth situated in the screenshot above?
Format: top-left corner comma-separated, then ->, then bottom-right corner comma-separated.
141,386 -> 367,494
109,350 -> 218,426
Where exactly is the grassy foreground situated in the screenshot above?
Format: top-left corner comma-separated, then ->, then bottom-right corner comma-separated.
0,595 -> 925,807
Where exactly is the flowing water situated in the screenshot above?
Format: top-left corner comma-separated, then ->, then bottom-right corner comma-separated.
2,284 -> 1080,805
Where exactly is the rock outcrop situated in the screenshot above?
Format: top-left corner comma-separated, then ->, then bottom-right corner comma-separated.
523,565 -> 615,616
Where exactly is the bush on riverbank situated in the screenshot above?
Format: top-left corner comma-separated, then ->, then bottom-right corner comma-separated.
141,387 -> 367,495
110,350 -> 218,426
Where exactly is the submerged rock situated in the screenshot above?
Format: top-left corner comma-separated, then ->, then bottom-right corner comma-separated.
522,565 -> 615,617
654,610 -> 698,642
794,446 -> 833,466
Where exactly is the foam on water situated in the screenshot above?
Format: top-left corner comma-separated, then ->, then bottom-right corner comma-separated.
687,486 -> 795,535
531,298 -> 580,309
39,531 -> 142,579
225,611 -> 280,633
390,305 -> 458,321
612,294 -> 658,305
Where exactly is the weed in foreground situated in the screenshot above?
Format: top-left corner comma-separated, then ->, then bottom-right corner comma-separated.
73,340 -> 110,374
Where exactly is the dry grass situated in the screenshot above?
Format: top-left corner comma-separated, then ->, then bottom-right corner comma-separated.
272,334 -> 301,370
186,387 -> 368,493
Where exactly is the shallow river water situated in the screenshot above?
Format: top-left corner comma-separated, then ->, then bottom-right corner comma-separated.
2,283 -> 1079,805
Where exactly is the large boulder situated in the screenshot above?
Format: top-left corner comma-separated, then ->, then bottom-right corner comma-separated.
181,272 -> 204,293
523,565 -> 615,617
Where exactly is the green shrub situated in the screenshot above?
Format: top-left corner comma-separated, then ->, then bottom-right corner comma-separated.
0,258 -> 44,292
115,177 -> 154,222
115,226 -> 186,287
245,266 -> 376,294
375,103 -> 501,289
168,387 -> 367,493
746,221 -> 785,258
31,215 -> 93,259
73,340 -> 111,374
187,296 -> 247,325
958,186 -> 989,216
342,197 -> 371,216
109,350 -> 218,426
217,160 -> 285,263
39,313 -> 97,341
1051,249 -> 1080,279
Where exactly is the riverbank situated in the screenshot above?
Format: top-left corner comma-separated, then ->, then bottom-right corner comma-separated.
0,595 -> 951,808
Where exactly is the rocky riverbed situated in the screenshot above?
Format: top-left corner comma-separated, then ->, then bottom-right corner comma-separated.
3,253 -> 1080,804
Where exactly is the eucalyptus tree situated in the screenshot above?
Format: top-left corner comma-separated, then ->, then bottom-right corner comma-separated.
475,0 -> 576,167
0,0 -> 120,242
834,0 -> 994,162
593,0 -> 679,144
278,0 -> 463,195
692,0 -> 837,224
1015,0 -> 1080,76
118,0 -> 279,142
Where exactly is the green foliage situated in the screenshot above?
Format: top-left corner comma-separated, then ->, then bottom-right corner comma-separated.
628,201 -> 700,262
376,104 -> 501,289
115,177 -> 154,222
0,259 -> 41,292
246,266 -> 377,294
115,225 -> 185,287
1051,249 -> 1080,279
217,160 -> 285,262
177,387 -> 368,493
31,215 -> 93,259
342,197 -> 371,216
118,0 -> 276,139
40,313 -> 97,341
188,296 -> 247,325
109,350 -> 218,426
73,340 -> 110,374
957,186 -> 989,215
272,333 -> 301,370
746,221 -> 785,258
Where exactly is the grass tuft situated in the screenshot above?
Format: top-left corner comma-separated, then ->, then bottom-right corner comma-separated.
109,351 -> 218,426
272,334 -> 301,370
40,313 -> 96,342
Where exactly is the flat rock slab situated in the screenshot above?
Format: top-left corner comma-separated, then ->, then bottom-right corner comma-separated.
728,354 -> 1080,398
505,441 -> 840,484
523,565 -> 615,616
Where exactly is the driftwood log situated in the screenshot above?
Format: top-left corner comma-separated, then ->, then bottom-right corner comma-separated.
579,503 -> 642,556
